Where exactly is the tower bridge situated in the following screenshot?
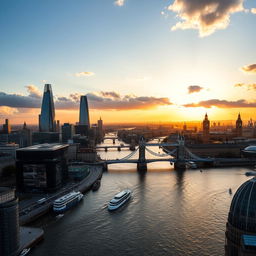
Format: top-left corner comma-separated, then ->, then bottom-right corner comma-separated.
100,136 -> 214,171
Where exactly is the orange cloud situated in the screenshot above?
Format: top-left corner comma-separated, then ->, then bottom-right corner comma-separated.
234,83 -> 256,90
241,64 -> 256,74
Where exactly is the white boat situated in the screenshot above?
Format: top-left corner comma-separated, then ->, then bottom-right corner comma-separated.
108,189 -> 132,211
186,161 -> 197,169
53,191 -> 83,213
20,248 -> 30,256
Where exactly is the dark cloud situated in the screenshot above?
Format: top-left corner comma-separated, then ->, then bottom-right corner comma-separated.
188,85 -> 203,94
241,64 -> 256,73
184,99 -> 256,108
168,0 -> 244,36
0,87 -> 172,111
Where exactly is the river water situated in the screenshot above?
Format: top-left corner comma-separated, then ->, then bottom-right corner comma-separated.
30,135 -> 252,256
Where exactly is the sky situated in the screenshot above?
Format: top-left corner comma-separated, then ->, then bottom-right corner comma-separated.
0,0 -> 256,124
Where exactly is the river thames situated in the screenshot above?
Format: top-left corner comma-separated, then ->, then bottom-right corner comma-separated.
30,137 -> 252,256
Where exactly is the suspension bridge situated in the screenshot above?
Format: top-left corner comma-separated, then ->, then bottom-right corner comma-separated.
100,136 -> 213,171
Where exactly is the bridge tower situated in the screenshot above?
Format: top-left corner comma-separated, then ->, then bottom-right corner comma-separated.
137,136 -> 147,171
174,135 -> 186,170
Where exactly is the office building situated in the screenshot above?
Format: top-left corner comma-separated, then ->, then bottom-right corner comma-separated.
32,132 -> 60,144
62,123 -> 74,143
16,144 -> 69,193
39,84 -> 56,132
79,95 -> 90,127
2,119 -> 11,134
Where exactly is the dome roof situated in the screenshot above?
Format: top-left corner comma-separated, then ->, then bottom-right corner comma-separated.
244,145 -> 256,152
228,178 -> 256,232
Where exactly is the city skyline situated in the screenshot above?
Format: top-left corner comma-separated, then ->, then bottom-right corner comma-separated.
1,0 -> 256,124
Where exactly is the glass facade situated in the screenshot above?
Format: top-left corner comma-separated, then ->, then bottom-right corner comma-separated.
39,84 -> 56,132
79,95 -> 90,127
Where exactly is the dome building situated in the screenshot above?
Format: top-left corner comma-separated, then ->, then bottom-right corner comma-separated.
225,177 -> 256,255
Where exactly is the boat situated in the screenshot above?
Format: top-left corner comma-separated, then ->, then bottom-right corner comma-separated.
53,191 -> 83,213
245,171 -> 256,176
20,248 -> 30,256
229,188 -> 232,195
108,189 -> 132,211
186,161 -> 197,169
92,180 -> 101,191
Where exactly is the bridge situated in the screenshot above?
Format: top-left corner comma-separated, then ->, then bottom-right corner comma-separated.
100,136 -> 214,171
95,145 -> 134,151
102,136 -> 118,144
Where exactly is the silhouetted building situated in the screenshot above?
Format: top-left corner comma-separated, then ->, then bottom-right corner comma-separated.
225,177 -> 256,255
202,113 -> 210,143
16,144 -> 69,193
0,187 -> 19,256
74,124 -> 89,136
79,95 -> 90,127
62,123 -> 74,143
236,113 -> 243,137
39,84 -> 56,132
32,132 -> 59,144
97,117 -> 104,141
2,119 -> 11,134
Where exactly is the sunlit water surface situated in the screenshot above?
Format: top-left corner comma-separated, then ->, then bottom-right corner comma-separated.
30,137 -> 252,256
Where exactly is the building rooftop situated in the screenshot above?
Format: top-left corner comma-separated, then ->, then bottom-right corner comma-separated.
17,143 -> 68,152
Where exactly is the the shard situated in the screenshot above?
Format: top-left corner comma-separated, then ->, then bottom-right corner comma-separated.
39,84 -> 56,132
79,95 -> 90,127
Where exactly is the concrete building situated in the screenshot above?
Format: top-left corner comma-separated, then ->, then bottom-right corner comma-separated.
16,144 -> 69,193
39,84 -> 56,132
225,177 -> 256,255
0,187 -> 19,256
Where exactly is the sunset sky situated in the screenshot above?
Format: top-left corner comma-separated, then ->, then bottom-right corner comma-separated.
1,0 -> 256,124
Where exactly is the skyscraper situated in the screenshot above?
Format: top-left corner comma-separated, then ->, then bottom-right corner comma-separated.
79,96 -> 90,127
39,84 -> 56,132
3,119 -> 11,134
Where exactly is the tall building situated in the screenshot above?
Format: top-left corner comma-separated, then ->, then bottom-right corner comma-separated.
79,95 -> 90,127
202,113 -> 210,143
236,113 -> 243,137
39,84 -> 56,132
225,177 -> 256,255
97,117 -> 104,141
0,188 -> 20,256
3,119 -> 11,134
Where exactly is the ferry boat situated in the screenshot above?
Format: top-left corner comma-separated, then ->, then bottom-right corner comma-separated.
53,191 -> 83,213
186,161 -> 197,169
108,189 -> 132,211
92,180 -> 101,191
245,171 -> 256,176
20,248 -> 30,256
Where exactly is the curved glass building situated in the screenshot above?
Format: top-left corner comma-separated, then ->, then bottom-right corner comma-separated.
79,95 -> 90,127
226,177 -> 256,255
39,84 -> 56,132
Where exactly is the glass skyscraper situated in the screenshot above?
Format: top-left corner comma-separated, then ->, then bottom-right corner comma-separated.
39,84 -> 56,132
79,95 -> 90,127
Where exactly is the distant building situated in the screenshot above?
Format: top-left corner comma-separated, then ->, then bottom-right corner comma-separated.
32,132 -> 60,144
62,123 -> 74,143
202,113 -> 210,143
0,187 -> 19,256
97,117 -> 104,141
39,84 -> 56,132
236,113 -> 243,137
0,143 -> 19,159
16,143 -> 69,193
225,177 -> 256,255
2,119 -> 11,134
